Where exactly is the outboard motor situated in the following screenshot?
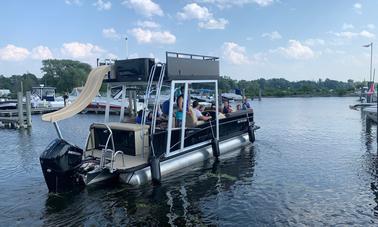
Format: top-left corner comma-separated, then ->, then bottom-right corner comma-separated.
40,139 -> 84,193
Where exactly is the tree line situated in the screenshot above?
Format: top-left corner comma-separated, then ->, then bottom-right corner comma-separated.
0,59 -> 91,97
1,59 -> 362,98
219,76 -> 360,97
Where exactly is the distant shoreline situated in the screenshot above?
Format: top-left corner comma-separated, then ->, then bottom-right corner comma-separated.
252,94 -> 359,99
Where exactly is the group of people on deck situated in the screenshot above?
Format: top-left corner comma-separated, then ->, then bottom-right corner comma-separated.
222,97 -> 251,114
136,85 -> 252,126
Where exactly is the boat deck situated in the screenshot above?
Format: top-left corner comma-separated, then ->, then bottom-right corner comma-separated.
87,149 -> 148,170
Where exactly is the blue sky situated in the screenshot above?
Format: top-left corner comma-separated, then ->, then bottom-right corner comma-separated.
0,0 -> 377,81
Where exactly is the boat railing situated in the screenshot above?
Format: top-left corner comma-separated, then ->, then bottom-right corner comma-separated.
85,123 -> 126,172
94,123 -> 121,173
140,62 -> 166,158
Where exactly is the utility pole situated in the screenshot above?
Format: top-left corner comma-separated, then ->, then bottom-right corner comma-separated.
125,37 -> 129,59
363,42 -> 374,102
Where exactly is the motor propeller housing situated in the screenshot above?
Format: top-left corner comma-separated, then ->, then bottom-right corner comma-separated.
40,139 -> 84,193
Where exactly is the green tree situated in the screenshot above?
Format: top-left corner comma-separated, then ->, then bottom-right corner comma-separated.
41,59 -> 92,93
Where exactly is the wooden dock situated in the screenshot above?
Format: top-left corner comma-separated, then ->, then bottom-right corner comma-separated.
0,107 -> 60,117
0,91 -> 63,129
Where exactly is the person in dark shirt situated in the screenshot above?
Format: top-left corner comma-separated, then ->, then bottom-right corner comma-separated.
242,96 -> 251,110
223,101 -> 232,114
136,110 -> 143,124
63,92 -> 69,107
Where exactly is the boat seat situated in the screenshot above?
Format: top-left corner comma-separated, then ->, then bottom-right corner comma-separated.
91,122 -> 149,131
185,108 -> 205,128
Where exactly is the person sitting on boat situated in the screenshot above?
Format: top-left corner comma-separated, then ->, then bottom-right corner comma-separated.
176,86 -> 191,126
199,104 -> 205,113
136,109 -> 143,124
162,99 -> 170,117
236,104 -> 241,111
193,101 -> 211,121
242,96 -> 251,110
223,101 -> 233,114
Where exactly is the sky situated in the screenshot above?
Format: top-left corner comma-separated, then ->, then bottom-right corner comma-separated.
0,0 -> 377,82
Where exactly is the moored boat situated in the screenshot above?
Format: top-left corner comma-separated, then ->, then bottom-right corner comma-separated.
39,52 -> 259,193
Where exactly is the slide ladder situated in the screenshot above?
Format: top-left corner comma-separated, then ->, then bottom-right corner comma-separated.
140,63 -> 166,157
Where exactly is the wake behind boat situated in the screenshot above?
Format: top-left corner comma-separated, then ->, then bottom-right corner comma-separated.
39,52 -> 259,193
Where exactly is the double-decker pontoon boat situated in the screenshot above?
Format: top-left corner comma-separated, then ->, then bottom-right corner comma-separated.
39,52 -> 259,193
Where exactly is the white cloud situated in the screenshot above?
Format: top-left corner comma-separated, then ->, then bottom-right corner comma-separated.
253,0 -> 273,7
199,0 -> 274,8
129,28 -> 176,44
61,42 -> 105,58
128,53 -> 139,58
261,31 -> 282,40
136,20 -> 160,28
123,0 -> 163,17
106,53 -> 118,59
334,31 -> 358,39
304,38 -> 325,46
360,30 -> 375,38
178,3 -> 228,29
354,3 -> 362,9
342,23 -> 354,30
198,18 -> 228,29
93,0 -> 111,10
31,46 -> 53,60
0,44 -> 30,61
367,24 -> 376,30
278,40 -> 314,60
204,0 -> 273,8
102,28 -> 121,40
222,42 -> 250,64
331,30 -> 375,39
65,0 -> 81,5
177,3 -> 212,20
354,3 -> 362,14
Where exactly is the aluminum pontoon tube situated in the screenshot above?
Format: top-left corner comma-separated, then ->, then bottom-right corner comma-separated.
120,133 -> 250,185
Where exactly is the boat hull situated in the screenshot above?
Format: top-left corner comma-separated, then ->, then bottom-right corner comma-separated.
120,133 -> 251,185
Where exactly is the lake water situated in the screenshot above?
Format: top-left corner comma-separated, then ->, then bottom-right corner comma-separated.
1,97 -> 378,226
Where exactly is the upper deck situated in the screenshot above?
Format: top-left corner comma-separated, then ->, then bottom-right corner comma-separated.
104,51 -> 219,83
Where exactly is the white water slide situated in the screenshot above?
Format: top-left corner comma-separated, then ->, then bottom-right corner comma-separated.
42,65 -> 111,122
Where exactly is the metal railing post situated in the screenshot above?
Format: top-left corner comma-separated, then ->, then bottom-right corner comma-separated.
166,81 -> 176,155
105,83 -> 111,122
119,85 -> 126,122
180,83 -> 189,151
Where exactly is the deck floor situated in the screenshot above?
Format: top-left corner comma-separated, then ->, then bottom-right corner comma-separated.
87,149 -> 148,170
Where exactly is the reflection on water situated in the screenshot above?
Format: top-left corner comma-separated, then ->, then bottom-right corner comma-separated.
3,97 -> 378,225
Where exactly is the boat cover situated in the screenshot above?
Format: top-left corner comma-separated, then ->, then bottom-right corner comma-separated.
42,65 -> 111,122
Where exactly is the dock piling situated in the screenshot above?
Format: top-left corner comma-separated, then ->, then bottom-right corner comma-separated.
17,92 -> 24,127
26,91 -> 32,127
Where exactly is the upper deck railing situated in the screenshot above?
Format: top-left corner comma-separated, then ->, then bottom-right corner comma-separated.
102,51 -> 220,83
166,51 -> 219,61
165,51 -> 219,81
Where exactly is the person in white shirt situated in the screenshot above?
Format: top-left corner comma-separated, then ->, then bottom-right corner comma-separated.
192,101 -> 211,121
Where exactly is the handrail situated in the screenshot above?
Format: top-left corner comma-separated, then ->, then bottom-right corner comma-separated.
140,62 -> 165,158
151,63 -> 166,134
112,150 -> 125,172
95,123 -> 116,169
